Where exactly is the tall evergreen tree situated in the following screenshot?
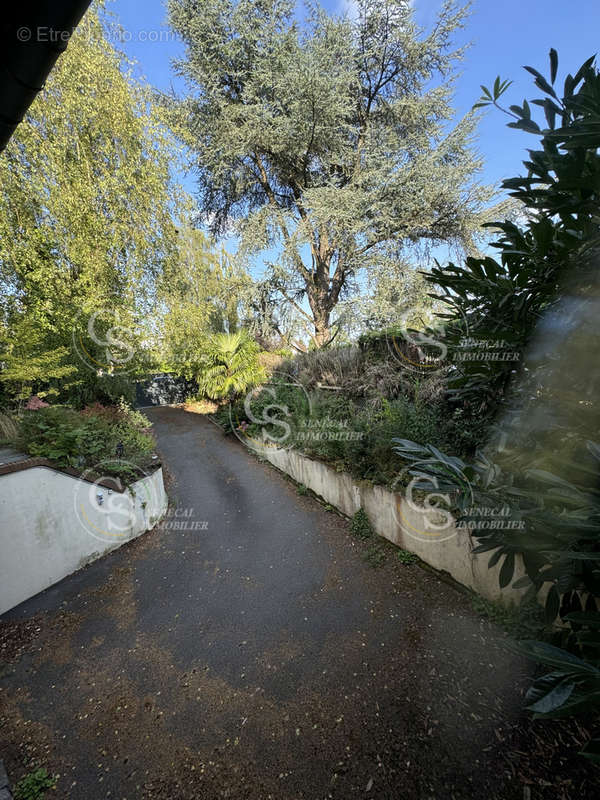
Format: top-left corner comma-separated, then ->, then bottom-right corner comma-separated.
169,0 -> 496,346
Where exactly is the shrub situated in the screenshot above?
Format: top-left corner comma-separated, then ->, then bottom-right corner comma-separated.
222,370 -> 474,486
197,331 -> 266,400
363,541 -> 387,567
218,371 -> 311,441
282,346 -> 365,391
0,410 -> 19,445
390,52 -> 600,760
397,549 -> 419,565
350,508 -> 373,540
18,400 -> 155,479
425,51 -> 600,419
25,396 -> 50,410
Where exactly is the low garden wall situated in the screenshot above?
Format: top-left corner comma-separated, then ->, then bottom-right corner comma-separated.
256,445 -> 526,604
0,464 -> 167,615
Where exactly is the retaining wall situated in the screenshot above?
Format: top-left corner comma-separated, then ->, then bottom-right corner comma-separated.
0,465 -> 167,615
257,445 -> 525,604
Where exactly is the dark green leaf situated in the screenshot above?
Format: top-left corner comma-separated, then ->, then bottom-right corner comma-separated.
581,736 -> 600,763
499,552 -> 515,588
524,65 -> 557,97
512,640 -> 600,674
549,48 -> 558,84
527,679 -> 575,713
545,585 -> 560,624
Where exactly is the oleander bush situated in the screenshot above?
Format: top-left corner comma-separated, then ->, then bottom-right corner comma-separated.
392,51 -> 600,761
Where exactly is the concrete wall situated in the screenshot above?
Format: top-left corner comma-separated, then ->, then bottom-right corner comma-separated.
0,466 -> 167,615
259,446 -> 525,604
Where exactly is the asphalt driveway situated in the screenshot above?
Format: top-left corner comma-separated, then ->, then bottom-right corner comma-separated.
0,407 -> 595,798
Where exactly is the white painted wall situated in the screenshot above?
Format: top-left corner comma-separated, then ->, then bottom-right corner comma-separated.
258,445 -> 526,604
0,466 -> 167,614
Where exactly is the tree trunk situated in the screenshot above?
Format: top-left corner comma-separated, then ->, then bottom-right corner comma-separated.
313,313 -> 331,347
307,282 -> 331,348
306,249 -> 334,348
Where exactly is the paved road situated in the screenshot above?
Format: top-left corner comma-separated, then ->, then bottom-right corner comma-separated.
0,407 -> 565,799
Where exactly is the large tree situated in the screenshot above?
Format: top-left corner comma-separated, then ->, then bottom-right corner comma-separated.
155,227 -> 252,376
169,0 -> 495,346
0,4 -> 182,404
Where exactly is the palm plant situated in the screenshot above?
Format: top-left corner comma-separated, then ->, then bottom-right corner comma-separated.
197,332 -> 266,400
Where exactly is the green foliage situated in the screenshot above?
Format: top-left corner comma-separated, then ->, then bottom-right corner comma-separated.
472,76 -> 513,110
14,768 -> 56,800
197,332 -> 267,400
393,434 -> 600,755
392,437 -> 600,619
363,540 -> 388,568
0,7 -> 182,407
222,351 -> 477,485
425,49 -> 600,415
296,483 -> 309,496
156,228 -> 253,377
18,401 -> 155,479
388,51 -> 600,758
0,411 -> 19,445
510,639 -> 600,763
471,595 -> 546,640
217,368 -> 309,435
0,317 -> 76,401
170,0 -> 497,346
343,262 -> 442,340
397,549 -> 419,565
351,508 -> 373,540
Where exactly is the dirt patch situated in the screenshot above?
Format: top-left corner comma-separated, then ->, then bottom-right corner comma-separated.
0,611 -> 81,666
183,400 -> 218,415
0,687 -> 58,788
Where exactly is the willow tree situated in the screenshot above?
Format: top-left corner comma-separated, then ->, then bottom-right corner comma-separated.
169,0 -> 494,346
0,6 -> 181,404
156,228 -> 252,377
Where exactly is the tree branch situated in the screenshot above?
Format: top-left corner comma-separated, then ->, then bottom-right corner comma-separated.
253,152 -> 312,283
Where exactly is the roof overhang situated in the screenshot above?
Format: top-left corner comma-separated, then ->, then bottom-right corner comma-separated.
0,1 -> 92,151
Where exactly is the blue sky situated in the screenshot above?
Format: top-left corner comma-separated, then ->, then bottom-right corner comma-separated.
107,0 -> 599,270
